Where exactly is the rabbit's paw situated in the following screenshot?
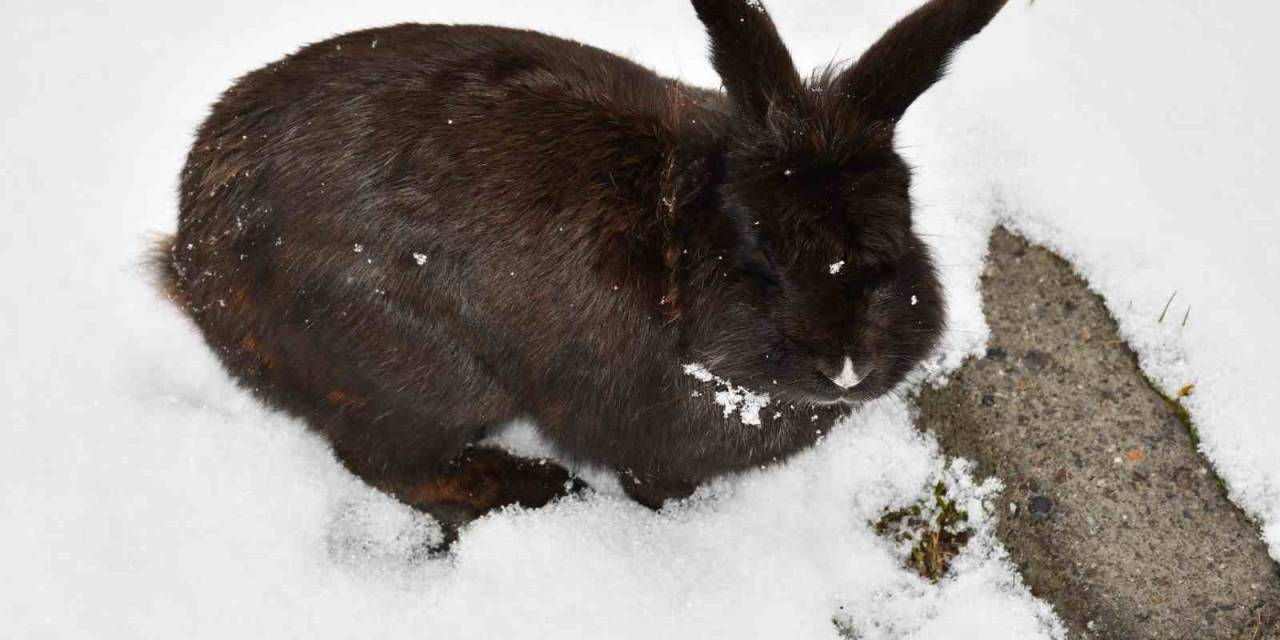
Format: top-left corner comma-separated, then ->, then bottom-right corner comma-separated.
395,447 -> 584,546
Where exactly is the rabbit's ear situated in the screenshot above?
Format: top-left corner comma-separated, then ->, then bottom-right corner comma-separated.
692,0 -> 804,122
835,0 -> 1008,123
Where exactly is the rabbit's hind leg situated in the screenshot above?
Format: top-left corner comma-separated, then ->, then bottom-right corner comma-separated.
386,447 -> 584,548
619,472 -> 697,511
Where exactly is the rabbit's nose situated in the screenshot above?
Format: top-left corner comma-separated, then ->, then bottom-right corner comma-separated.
827,357 -> 866,389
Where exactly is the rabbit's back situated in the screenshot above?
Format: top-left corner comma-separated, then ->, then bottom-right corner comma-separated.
164,24 -> 724,485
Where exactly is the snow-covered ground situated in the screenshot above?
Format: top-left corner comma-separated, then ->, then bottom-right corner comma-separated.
3,1 -> 1277,637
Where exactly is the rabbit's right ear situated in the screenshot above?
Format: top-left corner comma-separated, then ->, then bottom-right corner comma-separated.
835,0 -> 1009,124
692,0 -> 804,122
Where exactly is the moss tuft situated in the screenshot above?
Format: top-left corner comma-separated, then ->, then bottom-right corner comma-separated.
874,482 -> 973,582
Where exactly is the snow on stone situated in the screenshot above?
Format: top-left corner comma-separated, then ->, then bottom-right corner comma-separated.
682,363 -> 771,426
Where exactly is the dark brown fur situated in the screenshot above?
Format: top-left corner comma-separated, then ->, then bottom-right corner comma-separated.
154,0 -> 1007,526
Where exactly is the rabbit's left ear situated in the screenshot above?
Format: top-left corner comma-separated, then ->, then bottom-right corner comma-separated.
692,0 -> 804,122
836,0 -> 1009,124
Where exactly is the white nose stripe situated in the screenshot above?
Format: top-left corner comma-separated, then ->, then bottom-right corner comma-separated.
831,357 -> 862,389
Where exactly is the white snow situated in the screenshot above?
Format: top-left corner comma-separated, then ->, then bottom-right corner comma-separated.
412,252 -> 428,266
682,363 -> 772,426
683,362 -> 716,382
2,0 -> 1278,638
829,260 -> 845,275
891,1 -> 1280,559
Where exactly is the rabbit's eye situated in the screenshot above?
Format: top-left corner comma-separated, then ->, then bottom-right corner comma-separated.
759,243 -> 780,269
749,226 -> 782,268
847,264 -> 894,299
741,251 -> 783,298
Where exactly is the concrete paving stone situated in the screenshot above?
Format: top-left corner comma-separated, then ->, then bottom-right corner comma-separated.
916,227 -> 1280,639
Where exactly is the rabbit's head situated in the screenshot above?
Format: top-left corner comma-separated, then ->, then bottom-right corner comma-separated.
690,0 -> 1007,404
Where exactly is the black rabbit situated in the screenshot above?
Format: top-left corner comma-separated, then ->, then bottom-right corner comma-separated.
154,0 -> 1007,532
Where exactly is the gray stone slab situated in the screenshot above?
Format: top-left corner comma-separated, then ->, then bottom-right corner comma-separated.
916,228 -> 1280,638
